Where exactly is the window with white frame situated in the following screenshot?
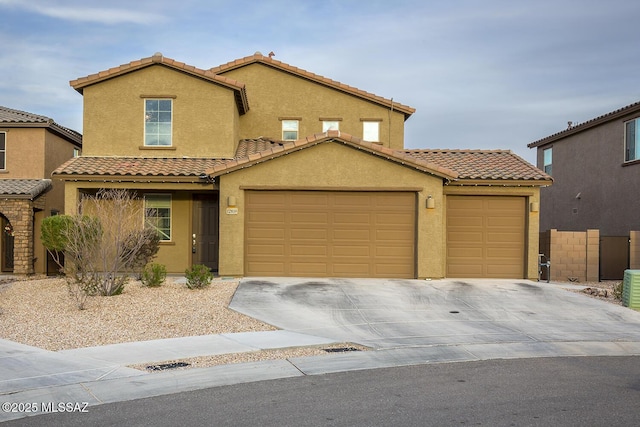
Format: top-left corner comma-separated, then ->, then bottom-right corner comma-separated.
625,119 -> 640,162
322,120 -> 340,132
362,121 -> 380,142
73,148 -> 80,157
0,132 -> 5,170
144,99 -> 172,146
543,147 -> 552,175
282,120 -> 299,140
144,194 -> 171,241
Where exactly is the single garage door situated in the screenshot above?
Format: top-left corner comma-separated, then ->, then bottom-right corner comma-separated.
446,196 -> 525,278
245,191 -> 415,278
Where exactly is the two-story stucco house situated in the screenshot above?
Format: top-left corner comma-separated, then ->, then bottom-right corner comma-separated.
53,52 -> 551,279
0,106 -> 82,275
528,101 -> 640,279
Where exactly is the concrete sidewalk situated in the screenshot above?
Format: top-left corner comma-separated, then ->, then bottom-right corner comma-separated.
2,278 -> 640,422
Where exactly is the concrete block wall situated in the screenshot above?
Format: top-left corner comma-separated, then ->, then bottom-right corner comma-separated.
540,229 -> 599,282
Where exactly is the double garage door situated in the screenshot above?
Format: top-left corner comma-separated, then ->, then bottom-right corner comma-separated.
446,196 -> 526,278
245,191 -> 416,278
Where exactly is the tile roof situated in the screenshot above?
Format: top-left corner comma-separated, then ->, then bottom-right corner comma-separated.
210,52 -> 415,119
207,131 -> 458,180
53,157 -> 228,180
0,179 -> 51,199
402,149 -> 552,181
69,53 -> 249,115
528,100 -> 640,148
0,106 -> 82,145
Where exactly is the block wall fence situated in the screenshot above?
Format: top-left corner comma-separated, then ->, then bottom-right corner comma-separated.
540,229 -> 640,282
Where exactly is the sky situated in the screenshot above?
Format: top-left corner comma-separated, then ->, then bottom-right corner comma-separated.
1,0 -> 640,165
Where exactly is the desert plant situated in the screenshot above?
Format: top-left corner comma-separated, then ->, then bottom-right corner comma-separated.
40,215 -> 74,269
41,189 -> 161,306
613,281 -> 624,300
184,264 -> 213,289
141,263 -> 167,287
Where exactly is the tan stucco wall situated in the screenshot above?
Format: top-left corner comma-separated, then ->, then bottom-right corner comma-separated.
0,127 -> 46,177
81,65 -> 239,158
217,142 -> 445,278
444,185 -> 542,280
219,64 -> 407,149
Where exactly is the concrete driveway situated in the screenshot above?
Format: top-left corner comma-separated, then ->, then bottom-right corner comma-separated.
230,277 -> 640,371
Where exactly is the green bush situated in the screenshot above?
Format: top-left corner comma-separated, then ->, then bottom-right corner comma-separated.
184,264 -> 213,289
613,282 -> 624,300
141,263 -> 167,287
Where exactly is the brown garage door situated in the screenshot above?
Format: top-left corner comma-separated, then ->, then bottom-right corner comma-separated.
245,191 -> 415,278
447,196 -> 525,278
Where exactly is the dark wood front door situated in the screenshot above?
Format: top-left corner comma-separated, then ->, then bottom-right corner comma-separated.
2,217 -> 13,272
192,194 -> 219,272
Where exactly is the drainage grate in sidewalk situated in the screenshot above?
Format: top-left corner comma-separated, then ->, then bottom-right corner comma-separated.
324,347 -> 361,353
146,362 -> 191,371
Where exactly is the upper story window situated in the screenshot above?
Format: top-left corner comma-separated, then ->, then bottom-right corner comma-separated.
362,121 -> 380,142
282,120 -> 299,141
543,147 -> 552,175
625,119 -> 640,162
73,148 -> 80,157
144,99 -> 172,146
0,132 -> 5,170
144,194 -> 172,241
322,120 -> 340,132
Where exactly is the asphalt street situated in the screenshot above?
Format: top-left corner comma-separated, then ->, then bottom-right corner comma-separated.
9,356 -> 640,427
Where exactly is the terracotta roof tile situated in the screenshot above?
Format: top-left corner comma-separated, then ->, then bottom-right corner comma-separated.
0,106 -> 82,145
0,179 -> 51,199
213,131 -> 457,180
69,53 -> 249,115
52,157 -> 228,178
402,149 -> 551,181
210,53 -> 415,119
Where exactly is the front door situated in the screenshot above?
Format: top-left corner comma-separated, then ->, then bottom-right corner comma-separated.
1,217 -> 13,272
192,194 -> 219,272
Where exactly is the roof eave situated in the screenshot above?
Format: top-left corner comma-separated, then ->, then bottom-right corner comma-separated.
446,178 -> 553,187
528,102 -> 640,148
212,55 -> 415,118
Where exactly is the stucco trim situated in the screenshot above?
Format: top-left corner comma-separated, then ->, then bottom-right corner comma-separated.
239,185 -> 424,192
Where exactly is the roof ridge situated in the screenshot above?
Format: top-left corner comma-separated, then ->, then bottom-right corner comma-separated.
210,52 -> 415,117
0,105 -> 52,123
528,99 -> 640,148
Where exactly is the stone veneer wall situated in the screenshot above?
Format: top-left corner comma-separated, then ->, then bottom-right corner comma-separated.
0,197 -> 45,275
539,229 -> 599,282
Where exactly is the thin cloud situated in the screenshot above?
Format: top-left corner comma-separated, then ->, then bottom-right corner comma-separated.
0,0 -> 166,24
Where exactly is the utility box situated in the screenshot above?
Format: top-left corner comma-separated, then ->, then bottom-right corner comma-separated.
622,270 -> 640,309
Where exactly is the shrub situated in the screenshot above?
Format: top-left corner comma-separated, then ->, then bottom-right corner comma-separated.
184,264 -> 213,289
141,263 -> 167,287
613,281 -> 624,300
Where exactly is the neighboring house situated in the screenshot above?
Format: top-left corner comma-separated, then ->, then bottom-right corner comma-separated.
53,52 -> 551,279
0,106 -> 82,275
528,101 -> 640,279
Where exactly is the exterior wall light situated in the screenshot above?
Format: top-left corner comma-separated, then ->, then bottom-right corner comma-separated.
227,196 -> 237,207
426,195 -> 435,209
530,202 -> 539,212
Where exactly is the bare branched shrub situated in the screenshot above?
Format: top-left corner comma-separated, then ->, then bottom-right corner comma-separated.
41,189 -> 160,306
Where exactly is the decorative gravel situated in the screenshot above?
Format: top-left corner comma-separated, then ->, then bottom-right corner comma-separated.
0,276 -> 368,369
0,276 -> 278,351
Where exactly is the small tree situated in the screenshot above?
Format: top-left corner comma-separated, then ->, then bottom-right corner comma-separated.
40,215 -> 73,269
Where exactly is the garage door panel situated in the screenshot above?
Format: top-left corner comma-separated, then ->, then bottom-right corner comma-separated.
247,229 -> 285,239
447,196 -> 525,278
334,212 -> 371,224
448,231 -> 483,243
246,191 -> 415,278
246,244 -> 285,255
